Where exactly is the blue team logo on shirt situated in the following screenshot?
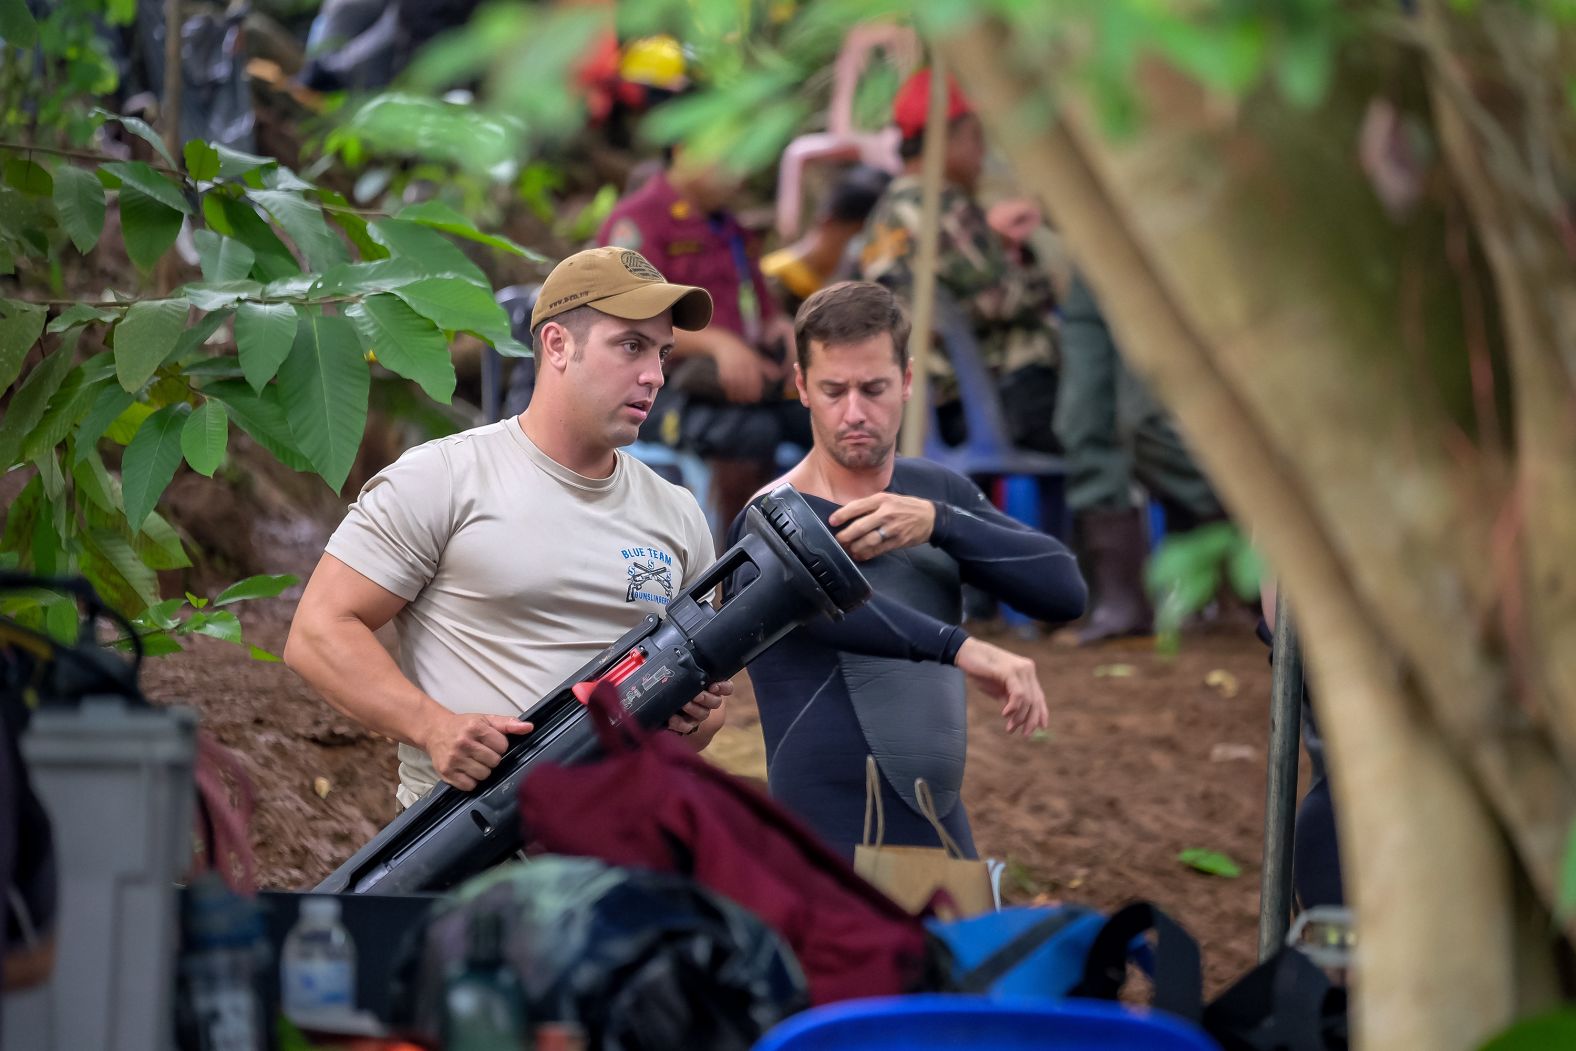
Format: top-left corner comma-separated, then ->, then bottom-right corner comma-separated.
622,545 -> 675,605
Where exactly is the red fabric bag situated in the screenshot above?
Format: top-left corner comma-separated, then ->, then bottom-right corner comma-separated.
517,682 -> 947,1005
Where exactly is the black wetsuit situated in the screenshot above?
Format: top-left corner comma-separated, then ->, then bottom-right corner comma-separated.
725,459 -> 1086,859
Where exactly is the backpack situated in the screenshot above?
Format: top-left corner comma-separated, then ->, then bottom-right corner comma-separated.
933,900 -> 1346,1051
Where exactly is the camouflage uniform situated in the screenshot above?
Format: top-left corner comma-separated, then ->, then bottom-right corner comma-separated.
858,174 -> 1060,451
1056,271 -> 1221,522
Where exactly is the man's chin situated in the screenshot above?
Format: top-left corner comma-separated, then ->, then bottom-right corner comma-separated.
607,422 -> 643,448
831,444 -> 893,470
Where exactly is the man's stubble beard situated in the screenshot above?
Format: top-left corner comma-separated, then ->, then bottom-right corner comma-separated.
827,437 -> 895,472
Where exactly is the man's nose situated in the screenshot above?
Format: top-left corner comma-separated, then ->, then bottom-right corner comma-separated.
641,359 -> 665,391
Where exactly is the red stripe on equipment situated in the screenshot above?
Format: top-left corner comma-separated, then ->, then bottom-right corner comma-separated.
572,649 -> 647,705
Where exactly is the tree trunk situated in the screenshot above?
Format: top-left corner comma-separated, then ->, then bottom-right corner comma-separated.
941,17 -> 1573,1047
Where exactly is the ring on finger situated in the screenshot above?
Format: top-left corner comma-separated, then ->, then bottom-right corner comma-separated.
875,525 -> 889,542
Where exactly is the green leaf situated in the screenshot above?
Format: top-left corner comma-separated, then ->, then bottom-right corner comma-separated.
46,303 -> 117,334
101,160 -> 191,215
114,298 -> 188,392
93,109 -> 177,167
192,229 -> 256,283
80,527 -> 159,617
212,144 -> 273,181
235,301 -> 297,391
42,596 -> 77,644
395,200 -> 547,262
249,645 -> 282,662
1178,848 -> 1242,879
0,341 -> 75,470
200,380 -> 314,471
119,186 -> 183,271
33,446 -> 63,502
52,164 -> 106,253
1478,1010 -> 1576,1051
180,280 -> 263,312
134,631 -> 185,656
183,140 -> 220,182
186,591 -> 207,609
21,368 -> 97,461
311,258 -> 474,298
133,597 -> 186,631
0,476 -> 41,554
0,0 -> 39,46
205,194 -> 299,280
183,609 -> 244,644
1226,541 -> 1265,601
367,218 -> 488,286
3,156 -> 50,196
258,166 -> 315,194
1276,28 -> 1334,110
0,297 -> 47,390
346,294 -> 456,403
71,449 -> 119,511
74,383 -> 134,457
214,572 -> 297,605
249,190 -> 348,271
133,510 -> 191,570
170,308 -> 233,362
105,400 -> 155,445
321,194 -> 387,260
392,277 -> 512,340
121,404 -> 189,529
181,355 -> 246,381
181,399 -> 227,476
278,313 -> 368,491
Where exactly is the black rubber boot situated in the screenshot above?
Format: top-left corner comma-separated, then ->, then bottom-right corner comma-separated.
1074,507 -> 1153,645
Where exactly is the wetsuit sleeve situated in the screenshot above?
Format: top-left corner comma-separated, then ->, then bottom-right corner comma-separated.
724,509 -> 967,664
929,477 -> 1088,623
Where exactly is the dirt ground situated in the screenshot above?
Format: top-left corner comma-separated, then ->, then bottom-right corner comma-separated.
139,496 -> 1280,994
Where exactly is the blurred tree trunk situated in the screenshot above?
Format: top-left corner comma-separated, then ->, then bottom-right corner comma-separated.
942,3 -> 1575,1047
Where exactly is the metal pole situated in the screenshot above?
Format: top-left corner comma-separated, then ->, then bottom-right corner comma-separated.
898,53 -> 948,458
1258,592 -> 1304,960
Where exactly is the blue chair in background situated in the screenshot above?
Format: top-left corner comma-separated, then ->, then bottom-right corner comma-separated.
922,292 -> 1068,629
752,995 -> 1221,1051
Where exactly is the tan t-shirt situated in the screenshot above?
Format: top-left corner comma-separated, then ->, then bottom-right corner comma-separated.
325,419 -> 715,805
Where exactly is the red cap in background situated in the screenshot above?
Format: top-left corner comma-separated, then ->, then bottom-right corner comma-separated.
891,68 -> 973,138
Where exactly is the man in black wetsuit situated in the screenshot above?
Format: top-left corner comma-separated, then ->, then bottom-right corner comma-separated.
726,281 -> 1087,859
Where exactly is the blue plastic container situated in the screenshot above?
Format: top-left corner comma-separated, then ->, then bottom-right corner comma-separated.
752,994 -> 1221,1051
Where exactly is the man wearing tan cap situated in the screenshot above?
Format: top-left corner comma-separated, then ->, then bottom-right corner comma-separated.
286,247 -> 730,807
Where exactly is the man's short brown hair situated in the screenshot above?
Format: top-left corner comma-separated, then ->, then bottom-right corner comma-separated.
793,281 -> 911,373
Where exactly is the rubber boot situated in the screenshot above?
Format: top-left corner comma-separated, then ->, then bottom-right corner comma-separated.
1075,507 -> 1153,645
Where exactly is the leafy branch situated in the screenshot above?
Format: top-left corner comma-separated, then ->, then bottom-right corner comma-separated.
0,110 -> 548,653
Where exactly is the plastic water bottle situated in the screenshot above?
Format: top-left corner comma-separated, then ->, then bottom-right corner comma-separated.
443,911 -> 529,1051
177,874 -> 269,1051
280,896 -> 357,1018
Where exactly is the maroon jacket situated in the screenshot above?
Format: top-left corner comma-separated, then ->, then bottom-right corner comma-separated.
518,683 -> 944,1005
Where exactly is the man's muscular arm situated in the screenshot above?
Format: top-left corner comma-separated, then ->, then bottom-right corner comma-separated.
284,554 -> 533,791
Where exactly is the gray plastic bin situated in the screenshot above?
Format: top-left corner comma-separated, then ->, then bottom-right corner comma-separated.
5,700 -> 196,1051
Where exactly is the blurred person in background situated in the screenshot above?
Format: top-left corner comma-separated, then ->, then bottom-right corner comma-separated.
762,163 -> 892,316
600,139 -> 809,536
859,68 -> 1061,456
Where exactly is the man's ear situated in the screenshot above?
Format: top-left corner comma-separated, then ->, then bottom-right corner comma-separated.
537,321 -> 571,370
900,360 -> 913,402
794,362 -> 809,406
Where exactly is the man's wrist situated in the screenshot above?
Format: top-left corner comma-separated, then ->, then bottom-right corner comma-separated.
928,500 -> 953,545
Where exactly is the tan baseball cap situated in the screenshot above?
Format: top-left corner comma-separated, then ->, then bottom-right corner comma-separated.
531,246 -> 714,332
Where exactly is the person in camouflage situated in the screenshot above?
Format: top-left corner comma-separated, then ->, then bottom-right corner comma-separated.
857,69 -> 1061,454
1058,271 -> 1224,643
